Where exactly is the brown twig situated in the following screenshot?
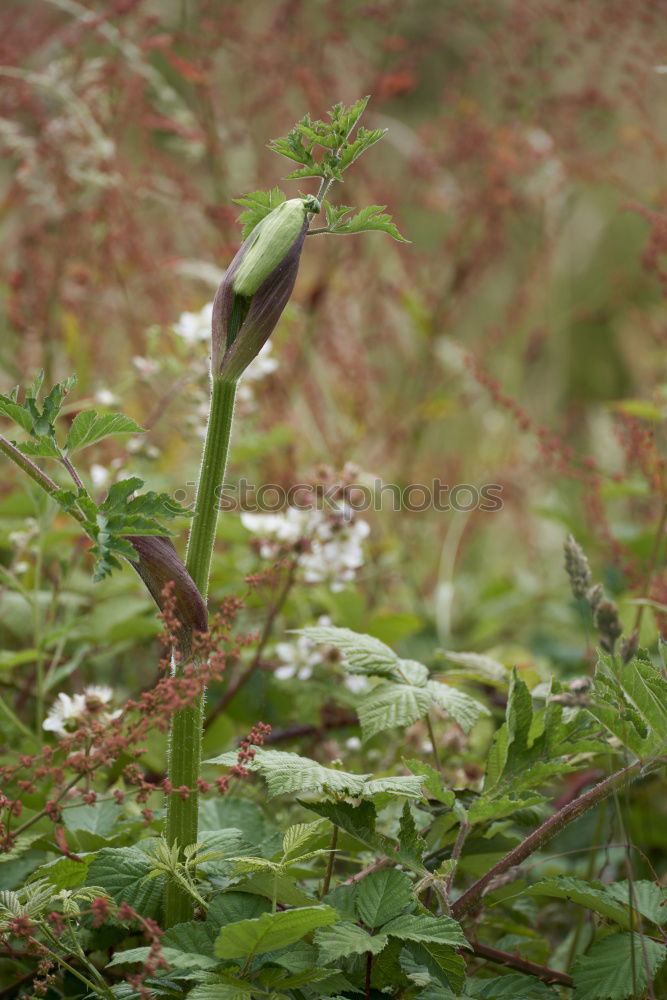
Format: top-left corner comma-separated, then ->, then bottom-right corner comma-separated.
470,940 -> 574,988
364,951 -> 373,999
451,760 -> 644,920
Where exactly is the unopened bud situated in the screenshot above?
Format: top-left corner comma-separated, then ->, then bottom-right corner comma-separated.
233,197 -> 319,298
212,195 -> 319,382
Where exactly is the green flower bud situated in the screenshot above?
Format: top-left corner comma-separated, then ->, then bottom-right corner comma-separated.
211,194 -> 319,382
233,197 -> 319,297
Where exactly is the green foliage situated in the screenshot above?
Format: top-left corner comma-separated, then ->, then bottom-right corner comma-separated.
2,68 -> 667,1000
206,747 -> 423,799
65,410 -> 143,453
587,653 -> 667,760
55,476 -> 189,580
355,868 -> 413,927
572,933 -> 667,1000
300,625 -> 488,740
257,96 -> 407,240
484,669 -> 607,794
234,188 -> 287,239
526,875 -> 664,931
87,843 -> 165,919
0,374 -> 189,580
322,200 -> 409,241
213,905 -> 338,959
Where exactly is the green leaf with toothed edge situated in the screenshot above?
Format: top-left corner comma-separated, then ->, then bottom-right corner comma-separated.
323,203 -> 409,242
234,187 -> 287,239
297,625 -> 403,679
213,905 -> 338,959
315,921 -> 388,964
205,748 -> 422,799
65,410 -> 143,453
380,912 -> 468,949
572,933 -> 667,1000
355,867 -> 414,928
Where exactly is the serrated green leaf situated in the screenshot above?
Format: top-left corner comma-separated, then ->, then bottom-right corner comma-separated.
181,987 -> 251,1000
86,844 -> 163,920
337,127 -> 387,170
207,891 -> 271,927
284,163 -> 326,180
298,626 -> 402,679
17,435 -> 61,458
381,912 -> 468,948
233,188 -> 287,239
403,759 -> 456,806
356,868 -> 413,928
315,921 -> 388,963
425,680 -> 489,732
234,872 -> 315,907
397,801 -> 426,868
572,932 -> 666,1000
605,880 -> 666,925
396,659 -> 430,686
358,682 -> 431,740
282,820 -> 328,861
588,656 -> 667,759
326,204 -> 409,242
205,748 -> 422,800
301,798 -> 394,856
213,905 -> 338,959
63,799 -> 122,836
404,940 -> 467,993
66,410 -> 143,453
526,877 -> 637,930
0,395 -> 34,432
438,649 -> 508,683
467,973 -> 559,998
468,793 -> 544,825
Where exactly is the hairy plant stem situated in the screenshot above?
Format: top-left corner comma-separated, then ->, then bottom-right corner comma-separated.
164,375 -> 237,927
0,435 -> 85,523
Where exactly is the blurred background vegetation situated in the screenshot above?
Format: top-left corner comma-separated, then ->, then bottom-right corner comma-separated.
1,0 -> 666,779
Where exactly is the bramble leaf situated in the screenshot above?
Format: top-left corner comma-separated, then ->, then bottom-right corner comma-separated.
587,654 -> 667,760
315,921 -> 388,963
86,844 -> 164,920
572,932 -> 666,1000
355,867 -> 413,928
381,912 -> 468,948
298,625 -> 403,679
205,748 -> 422,800
213,905 -> 338,959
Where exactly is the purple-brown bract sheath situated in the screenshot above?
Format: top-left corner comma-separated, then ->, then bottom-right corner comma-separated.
128,535 -> 208,653
211,210 -> 311,382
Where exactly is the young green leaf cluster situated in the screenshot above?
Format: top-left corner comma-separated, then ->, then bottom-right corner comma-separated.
0,374 -> 191,580
234,96 -> 408,243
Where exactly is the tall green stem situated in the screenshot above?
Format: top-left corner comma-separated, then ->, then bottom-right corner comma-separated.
164,376 -> 237,927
